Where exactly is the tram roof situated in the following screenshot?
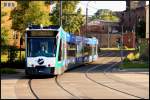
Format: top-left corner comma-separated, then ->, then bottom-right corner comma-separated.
25,25 -> 98,45
65,32 -> 98,45
26,25 -> 60,31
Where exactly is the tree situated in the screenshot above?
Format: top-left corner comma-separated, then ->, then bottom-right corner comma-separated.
136,19 -> 146,38
1,8 -> 9,64
11,1 -> 52,33
1,10 -> 8,45
51,1 -> 84,33
1,27 -> 8,46
11,1 -> 30,33
92,9 -> 119,22
10,1 -> 52,62
24,1 -> 51,26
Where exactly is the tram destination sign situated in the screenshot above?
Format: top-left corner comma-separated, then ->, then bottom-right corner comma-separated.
28,30 -> 57,37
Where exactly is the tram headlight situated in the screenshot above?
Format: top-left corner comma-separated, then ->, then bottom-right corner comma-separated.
48,64 -> 51,67
31,64 -> 34,67
28,62 -> 32,67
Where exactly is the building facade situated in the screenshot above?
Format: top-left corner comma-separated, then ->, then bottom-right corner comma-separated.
126,1 -> 146,10
119,1 -> 146,35
75,20 -> 123,48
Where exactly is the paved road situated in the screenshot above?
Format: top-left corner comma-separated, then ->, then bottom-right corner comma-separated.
1,51 -> 149,99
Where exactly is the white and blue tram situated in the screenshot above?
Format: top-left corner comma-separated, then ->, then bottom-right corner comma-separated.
25,25 -> 98,75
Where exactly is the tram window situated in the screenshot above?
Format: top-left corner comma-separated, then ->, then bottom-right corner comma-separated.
77,42 -> 83,57
93,44 -> 97,55
58,40 -> 62,61
27,38 -> 56,57
84,44 -> 90,56
84,44 -> 92,56
67,43 -> 76,58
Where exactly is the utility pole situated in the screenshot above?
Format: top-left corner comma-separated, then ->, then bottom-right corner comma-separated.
60,0 -> 62,26
133,25 -> 135,48
121,25 -> 123,66
86,1 -> 92,37
86,7 -> 88,37
107,23 -> 109,48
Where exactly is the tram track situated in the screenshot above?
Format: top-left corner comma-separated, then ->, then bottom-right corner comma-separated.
15,51 -> 148,99
15,52 -> 112,99
55,76 -> 80,99
54,52 -> 115,99
28,79 -> 40,99
85,53 -> 146,99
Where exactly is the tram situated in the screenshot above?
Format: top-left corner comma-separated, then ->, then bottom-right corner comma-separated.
25,25 -> 98,75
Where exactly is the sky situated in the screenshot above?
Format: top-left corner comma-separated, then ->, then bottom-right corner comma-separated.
77,1 -> 149,16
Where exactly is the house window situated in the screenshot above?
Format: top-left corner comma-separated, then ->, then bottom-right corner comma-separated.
12,3 -> 14,7
3,2 -> 15,7
8,3 -> 11,7
4,2 -> 7,7
16,33 -> 18,39
102,26 -> 104,30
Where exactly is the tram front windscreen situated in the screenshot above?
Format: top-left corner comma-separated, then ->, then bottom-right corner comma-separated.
27,38 -> 56,57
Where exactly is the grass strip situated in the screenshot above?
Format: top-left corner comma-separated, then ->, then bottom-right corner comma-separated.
120,61 -> 149,69
1,68 -> 17,74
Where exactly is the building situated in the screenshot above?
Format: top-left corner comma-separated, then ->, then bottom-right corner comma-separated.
75,20 -> 122,48
119,1 -> 146,34
126,1 -> 146,10
120,8 -> 145,32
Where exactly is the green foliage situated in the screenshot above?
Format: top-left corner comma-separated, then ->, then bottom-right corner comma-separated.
8,46 -> 18,63
1,27 -> 8,46
136,20 -> 146,38
25,1 -> 51,26
120,61 -> 149,69
138,39 -> 149,61
126,52 -> 140,61
44,1 -> 57,5
1,8 -> 9,47
51,1 -> 84,33
1,68 -> 17,74
10,1 -> 30,33
92,9 -> 119,22
11,1 -> 51,33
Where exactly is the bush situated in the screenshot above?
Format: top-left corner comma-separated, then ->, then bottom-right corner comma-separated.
126,52 -> 140,61
127,52 -> 135,61
8,46 -> 18,63
123,57 -> 130,62
134,52 -> 140,60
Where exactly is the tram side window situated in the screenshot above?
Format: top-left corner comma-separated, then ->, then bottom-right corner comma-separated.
58,40 -> 62,61
77,43 -> 83,57
85,44 -> 92,56
84,44 -> 90,56
93,45 -> 96,55
67,43 -> 76,58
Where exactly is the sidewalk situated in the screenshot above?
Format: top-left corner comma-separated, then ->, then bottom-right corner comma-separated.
1,69 -> 25,99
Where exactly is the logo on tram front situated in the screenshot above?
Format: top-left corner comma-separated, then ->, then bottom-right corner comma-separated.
38,58 -> 44,65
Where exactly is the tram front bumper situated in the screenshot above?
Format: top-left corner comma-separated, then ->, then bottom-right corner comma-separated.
25,66 -> 55,75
